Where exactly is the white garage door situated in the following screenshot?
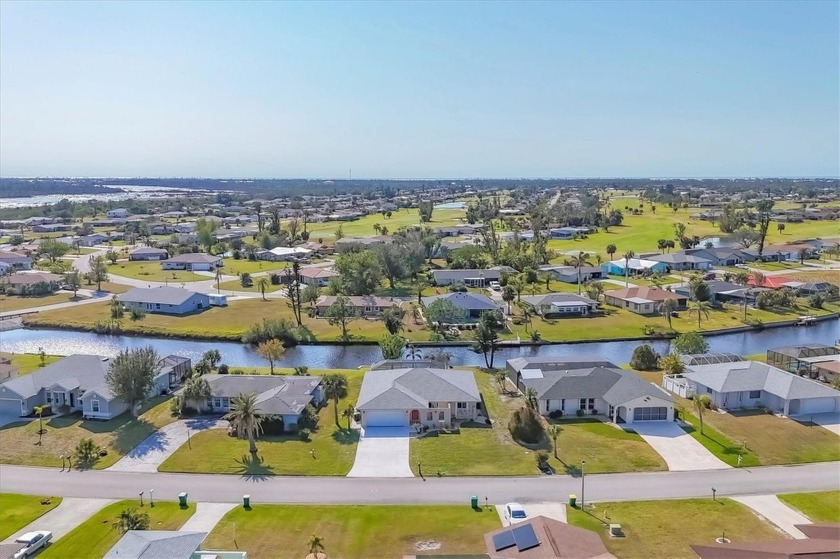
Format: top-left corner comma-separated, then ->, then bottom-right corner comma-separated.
365,410 -> 407,427
796,398 -> 837,415
0,398 -> 22,417
632,406 -> 669,422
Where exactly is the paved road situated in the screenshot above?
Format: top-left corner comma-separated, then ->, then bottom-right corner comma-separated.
1,462 -> 838,506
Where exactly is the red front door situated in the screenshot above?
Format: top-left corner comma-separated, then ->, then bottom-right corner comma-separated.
410,409 -> 419,422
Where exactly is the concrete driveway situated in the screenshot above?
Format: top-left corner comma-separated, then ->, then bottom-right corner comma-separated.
2,497 -> 116,544
732,495 -> 812,538
631,422 -> 730,471
347,427 -> 413,478
794,412 -> 840,436
107,418 -> 226,472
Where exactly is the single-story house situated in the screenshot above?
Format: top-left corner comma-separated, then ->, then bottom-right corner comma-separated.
520,293 -> 599,318
299,266 -> 339,287
421,292 -> 502,320
202,374 -> 323,430
507,356 -> 627,387
301,241 -> 335,256
549,227 -> 590,239
485,515 -> 612,559
161,253 -> 222,271
129,247 -> 169,261
314,295 -> 401,317
106,209 -> 129,219
117,287 -> 210,315
355,366 -> 481,428
334,235 -> 392,249
539,265 -> 603,284
260,246 -> 312,261
673,280 -> 765,305
104,530 -> 246,559
684,248 -> 754,266
0,250 -> 32,270
604,286 -> 687,315
431,266 -> 512,287
761,243 -> 819,262
32,223 -> 71,233
0,354 -> 172,420
1,271 -> 63,295
664,361 -> 840,415
512,361 -> 674,424
601,258 -> 668,277
648,252 -> 713,272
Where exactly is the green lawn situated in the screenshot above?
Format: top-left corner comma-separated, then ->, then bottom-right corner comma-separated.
0,292 -> 88,313
778,491 -> 840,522
748,260 -> 810,271
0,494 -> 62,540
205,505 -> 499,559
159,369 -> 362,475
220,258 -> 289,276
0,396 -> 177,469
567,498 -> 785,559
107,260 -> 207,282
216,278 -> 286,294
2,352 -> 62,375
304,206 -> 466,240
679,406 -> 840,466
788,270 -> 840,287
606,274 -> 682,286
41,500 -> 195,559
409,370 -> 666,476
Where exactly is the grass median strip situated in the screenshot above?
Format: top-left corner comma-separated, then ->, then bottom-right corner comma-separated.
778,490 -> 840,522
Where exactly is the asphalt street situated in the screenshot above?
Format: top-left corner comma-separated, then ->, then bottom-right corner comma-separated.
1,462 -> 838,506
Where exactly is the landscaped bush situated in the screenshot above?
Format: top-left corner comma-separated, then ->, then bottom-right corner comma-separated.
75,438 -> 102,469
508,406 -> 544,444
535,450 -> 549,468
298,428 -> 311,441
218,364 -> 229,374
262,417 -> 285,435
630,344 -> 660,370
169,396 -> 181,416
575,409 -> 585,417
297,404 -> 319,430
548,409 -> 563,419
269,273 -> 281,285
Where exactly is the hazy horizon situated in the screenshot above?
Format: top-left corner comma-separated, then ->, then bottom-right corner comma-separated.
2,1 -> 838,178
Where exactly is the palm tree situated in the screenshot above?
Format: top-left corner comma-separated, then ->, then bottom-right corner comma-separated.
797,247 -> 808,265
215,268 -> 223,293
658,299 -> 677,330
406,345 -> 423,361
322,373 -> 349,428
519,303 -> 534,334
694,394 -> 712,435
509,275 -> 525,303
688,300 -> 712,329
502,286 -> 515,315
548,424 -> 561,459
113,507 -> 150,533
605,244 -> 617,261
34,405 -> 45,445
524,388 -> 538,411
341,405 -> 354,430
623,251 -> 635,287
224,393 -> 265,455
570,251 -> 593,295
256,277 -> 270,301
183,376 -> 211,411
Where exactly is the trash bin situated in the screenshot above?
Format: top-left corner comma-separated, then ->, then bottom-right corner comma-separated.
178,492 -> 188,508
243,494 -> 250,509
471,495 -> 478,508
569,494 -> 577,508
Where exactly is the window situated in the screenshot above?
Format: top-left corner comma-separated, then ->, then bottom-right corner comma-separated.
46,393 -> 52,403
749,390 -> 761,399
438,411 -> 445,421
213,397 -> 222,409
155,304 -> 161,310
579,398 -> 595,411
706,387 -> 713,394
91,400 -> 100,413
457,402 -> 467,409
426,412 -> 432,421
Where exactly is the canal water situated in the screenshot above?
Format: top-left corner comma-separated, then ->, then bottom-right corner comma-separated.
1,320 -> 836,369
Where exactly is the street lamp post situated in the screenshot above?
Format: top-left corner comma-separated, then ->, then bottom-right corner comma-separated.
581,460 -> 586,510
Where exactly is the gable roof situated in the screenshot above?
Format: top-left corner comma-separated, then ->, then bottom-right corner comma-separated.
648,253 -> 713,264
204,374 -> 321,415
684,361 -> 840,400
167,253 -> 221,263
104,530 -> 206,559
130,246 -> 168,255
507,356 -> 617,373
315,295 -> 400,308
1,354 -> 114,400
519,366 -> 672,406
357,367 -> 480,410
484,515 -> 612,559
117,287 -> 205,306
521,293 -> 598,307
604,286 -> 684,302
421,292 -> 501,311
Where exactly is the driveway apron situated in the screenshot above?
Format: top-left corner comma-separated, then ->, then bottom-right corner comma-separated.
347,427 -> 413,478
631,422 -> 731,471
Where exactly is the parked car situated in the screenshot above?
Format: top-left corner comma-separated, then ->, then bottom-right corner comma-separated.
13,531 -> 52,558
504,502 -> 527,523
489,281 -> 501,290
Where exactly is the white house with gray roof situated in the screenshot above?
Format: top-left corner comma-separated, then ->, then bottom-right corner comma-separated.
161,252 -> 222,271
664,361 -> 840,416
0,354 -> 173,420
506,357 -> 674,424
520,293 -> 599,318
421,292 -> 502,321
430,267 -> 513,287
356,367 -> 481,429
202,374 -> 323,430
129,246 -> 169,261
117,287 -> 210,315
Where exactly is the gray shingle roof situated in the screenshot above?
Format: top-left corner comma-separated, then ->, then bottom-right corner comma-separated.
117,287 -> 205,306
130,247 -> 168,255
507,356 -> 617,373
521,366 -> 672,406
167,253 -> 221,263
204,374 -> 321,415
684,362 -> 840,400
521,293 -> 598,307
356,368 -> 480,410
0,354 -> 114,400
104,531 -> 206,559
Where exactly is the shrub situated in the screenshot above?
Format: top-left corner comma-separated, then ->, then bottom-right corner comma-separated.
535,450 -> 550,467
269,273 -> 281,285
169,396 -> 181,417
298,404 -> 320,430
75,438 -> 102,468
508,406 -> 544,444
575,409 -> 585,417
294,366 -> 309,376
129,308 -> 146,321
808,293 -> 825,309
548,409 -> 563,419
218,364 -> 230,375
242,317 -> 300,346
231,369 -> 245,375
630,344 -> 660,370
240,272 -> 253,288
298,428 -> 311,441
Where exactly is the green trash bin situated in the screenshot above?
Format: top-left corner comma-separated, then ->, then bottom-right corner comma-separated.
569,494 -> 577,508
178,492 -> 188,508
471,495 -> 478,508
243,494 -> 251,509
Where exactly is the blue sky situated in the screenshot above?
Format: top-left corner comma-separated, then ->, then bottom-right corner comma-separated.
1,1 -> 837,178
